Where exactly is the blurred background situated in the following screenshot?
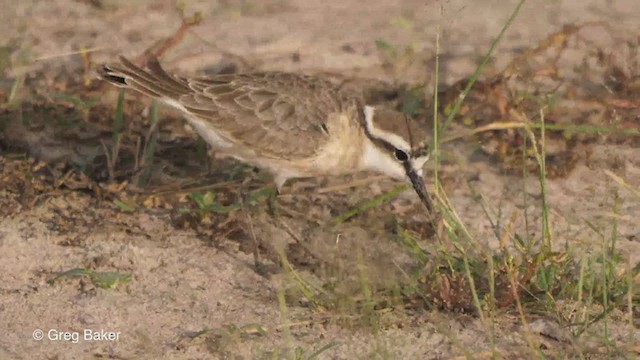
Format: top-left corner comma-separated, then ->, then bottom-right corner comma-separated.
1,1 -> 639,359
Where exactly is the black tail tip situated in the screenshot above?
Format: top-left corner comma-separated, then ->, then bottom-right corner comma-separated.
99,65 -> 127,85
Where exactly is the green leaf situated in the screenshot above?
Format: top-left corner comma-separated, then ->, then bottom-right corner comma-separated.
375,39 -> 397,57
48,268 -> 131,289
113,199 -> 136,213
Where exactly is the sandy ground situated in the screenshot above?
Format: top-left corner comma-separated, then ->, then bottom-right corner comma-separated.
1,0 -> 639,359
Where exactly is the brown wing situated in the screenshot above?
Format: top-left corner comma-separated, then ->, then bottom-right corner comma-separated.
179,72 -> 358,159
99,56 -> 361,160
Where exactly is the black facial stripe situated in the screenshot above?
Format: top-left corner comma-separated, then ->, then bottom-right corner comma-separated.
369,136 -> 400,156
363,122 -> 424,161
369,136 -> 429,162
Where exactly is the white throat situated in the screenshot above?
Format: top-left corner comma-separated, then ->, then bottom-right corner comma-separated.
360,139 -> 406,180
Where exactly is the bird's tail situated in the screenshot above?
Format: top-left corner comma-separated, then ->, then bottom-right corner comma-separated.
98,56 -> 192,100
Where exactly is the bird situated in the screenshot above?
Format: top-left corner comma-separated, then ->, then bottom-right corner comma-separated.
98,56 -> 434,213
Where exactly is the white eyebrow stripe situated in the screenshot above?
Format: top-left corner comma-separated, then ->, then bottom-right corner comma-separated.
362,106 -> 411,152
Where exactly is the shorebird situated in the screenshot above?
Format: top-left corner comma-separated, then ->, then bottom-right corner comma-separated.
99,56 -> 434,213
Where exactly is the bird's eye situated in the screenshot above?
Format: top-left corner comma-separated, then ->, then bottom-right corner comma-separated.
394,149 -> 409,161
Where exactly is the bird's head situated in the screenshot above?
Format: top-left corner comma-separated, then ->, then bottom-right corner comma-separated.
360,106 -> 433,212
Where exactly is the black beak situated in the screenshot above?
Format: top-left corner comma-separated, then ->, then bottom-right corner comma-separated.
406,166 -> 434,215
